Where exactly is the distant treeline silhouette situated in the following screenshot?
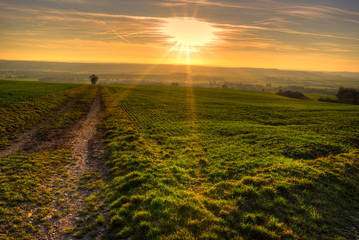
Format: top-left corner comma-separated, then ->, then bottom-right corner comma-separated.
319,87 -> 359,105
277,90 -> 306,99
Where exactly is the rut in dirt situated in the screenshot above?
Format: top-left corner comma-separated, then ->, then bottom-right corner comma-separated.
35,96 -> 107,240
0,99 -> 77,158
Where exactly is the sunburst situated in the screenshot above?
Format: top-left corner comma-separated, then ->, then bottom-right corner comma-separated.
162,17 -> 218,53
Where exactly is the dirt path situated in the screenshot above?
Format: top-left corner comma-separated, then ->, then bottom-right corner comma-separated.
0,99 -> 76,158
33,96 -> 106,240
0,88 -> 107,239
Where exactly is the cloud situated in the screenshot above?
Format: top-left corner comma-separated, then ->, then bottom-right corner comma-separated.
161,0 -> 359,15
216,39 -> 300,52
2,1 -> 358,45
0,0 -> 358,69
0,2 -> 168,45
40,0 -> 88,4
278,5 -> 359,23
158,0 -> 263,9
215,22 -> 359,42
161,0 -> 359,24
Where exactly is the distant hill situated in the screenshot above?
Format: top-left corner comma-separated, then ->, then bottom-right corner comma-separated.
1,60 -> 358,94
1,59 -> 358,78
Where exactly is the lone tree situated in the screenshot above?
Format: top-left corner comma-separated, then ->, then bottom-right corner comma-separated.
89,74 -> 98,85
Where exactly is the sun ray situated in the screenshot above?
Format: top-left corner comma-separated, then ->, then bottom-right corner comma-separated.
192,3 -> 200,18
134,46 -> 179,84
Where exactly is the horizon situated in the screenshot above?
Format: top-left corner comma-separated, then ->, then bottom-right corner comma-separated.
0,0 -> 359,72
2,59 -> 359,74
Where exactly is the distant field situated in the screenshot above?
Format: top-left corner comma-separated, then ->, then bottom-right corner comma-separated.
0,77 -> 39,82
0,80 -> 79,107
305,93 -> 338,101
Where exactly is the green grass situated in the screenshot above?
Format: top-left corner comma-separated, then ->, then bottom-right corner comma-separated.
100,85 -> 359,239
37,85 -> 99,135
0,80 -> 79,107
74,170 -> 108,239
1,83 -> 358,239
0,150 -> 72,239
0,83 -> 102,239
305,93 -> 338,101
0,84 -> 93,149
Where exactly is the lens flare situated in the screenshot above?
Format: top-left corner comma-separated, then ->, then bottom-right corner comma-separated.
162,18 -> 217,52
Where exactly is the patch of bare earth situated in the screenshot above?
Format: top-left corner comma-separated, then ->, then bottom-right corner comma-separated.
34,96 -> 107,240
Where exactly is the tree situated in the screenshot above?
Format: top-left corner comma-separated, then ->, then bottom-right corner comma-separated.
277,90 -> 306,99
336,87 -> 359,104
89,74 -> 98,85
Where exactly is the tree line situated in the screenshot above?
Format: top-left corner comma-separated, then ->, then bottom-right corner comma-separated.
276,87 -> 359,105
319,87 -> 359,105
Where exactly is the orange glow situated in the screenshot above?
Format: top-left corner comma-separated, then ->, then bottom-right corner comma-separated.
162,18 -> 218,53
0,2 -> 358,72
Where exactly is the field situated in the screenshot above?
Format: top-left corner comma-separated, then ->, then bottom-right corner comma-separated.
0,81 -> 359,239
0,80 -> 79,107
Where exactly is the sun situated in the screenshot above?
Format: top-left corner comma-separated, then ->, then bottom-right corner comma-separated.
162,18 -> 217,53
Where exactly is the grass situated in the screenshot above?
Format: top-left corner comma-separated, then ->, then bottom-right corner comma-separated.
305,93 -> 338,101
0,82 -> 358,239
74,170 -> 108,239
0,83 -> 103,239
0,84 -> 93,149
100,85 -> 359,239
0,150 -> 72,239
0,80 -> 79,107
0,82 -> 104,239
37,85 -> 100,135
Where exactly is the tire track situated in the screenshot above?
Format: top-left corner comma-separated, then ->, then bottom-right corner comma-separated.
35,96 -> 106,240
0,99 -> 77,158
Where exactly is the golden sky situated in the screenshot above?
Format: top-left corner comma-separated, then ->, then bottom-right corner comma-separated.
0,0 -> 359,72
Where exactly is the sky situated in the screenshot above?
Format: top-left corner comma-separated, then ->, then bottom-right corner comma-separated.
0,0 -> 359,72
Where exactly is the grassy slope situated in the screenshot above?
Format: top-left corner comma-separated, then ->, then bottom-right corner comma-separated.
0,80 -> 79,107
101,85 -> 359,240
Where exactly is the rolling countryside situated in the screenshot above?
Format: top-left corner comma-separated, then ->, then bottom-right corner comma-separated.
1,80 -> 358,239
